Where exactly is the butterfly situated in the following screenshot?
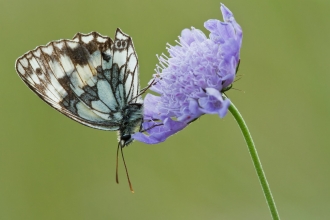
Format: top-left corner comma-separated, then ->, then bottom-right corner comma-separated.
15,28 -> 145,192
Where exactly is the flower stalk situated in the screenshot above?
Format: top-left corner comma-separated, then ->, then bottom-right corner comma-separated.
227,97 -> 280,220
133,4 -> 280,219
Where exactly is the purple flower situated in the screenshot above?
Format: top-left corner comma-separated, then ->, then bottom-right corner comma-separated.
133,4 -> 242,144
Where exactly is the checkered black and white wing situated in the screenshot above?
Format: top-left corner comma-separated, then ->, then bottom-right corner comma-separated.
15,29 -> 140,131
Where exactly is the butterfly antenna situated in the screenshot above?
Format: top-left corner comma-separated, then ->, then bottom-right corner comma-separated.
120,145 -> 134,193
234,77 -> 243,82
140,79 -> 156,94
129,79 -> 156,103
231,87 -> 245,93
116,142 -> 120,184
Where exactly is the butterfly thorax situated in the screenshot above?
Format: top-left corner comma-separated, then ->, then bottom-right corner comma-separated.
118,103 -> 143,147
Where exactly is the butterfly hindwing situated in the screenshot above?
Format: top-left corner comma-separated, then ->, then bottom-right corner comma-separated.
15,29 -> 141,131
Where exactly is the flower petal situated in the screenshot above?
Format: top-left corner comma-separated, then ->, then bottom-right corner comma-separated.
221,3 -> 243,46
133,118 -> 188,144
134,4 -> 242,144
205,87 -> 223,101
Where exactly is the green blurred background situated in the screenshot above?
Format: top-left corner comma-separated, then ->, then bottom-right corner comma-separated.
1,0 -> 329,219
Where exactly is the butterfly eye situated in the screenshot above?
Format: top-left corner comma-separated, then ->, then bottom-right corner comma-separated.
121,134 -> 131,142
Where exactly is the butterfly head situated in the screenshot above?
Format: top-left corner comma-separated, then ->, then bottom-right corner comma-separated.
120,134 -> 133,147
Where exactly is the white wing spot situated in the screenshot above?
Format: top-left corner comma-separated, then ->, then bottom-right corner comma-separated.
113,50 -> 127,67
16,63 -> 25,75
116,31 -> 128,41
75,64 -> 96,86
54,41 -> 65,50
59,54 -> 75,73
66,41 -> 78,49
96,36 -> 107,43
33,48 -> 41,57
81,35 -> 94,44
20,57 -> 29,68
42,45 -> 54,56
49,60 -> 66,78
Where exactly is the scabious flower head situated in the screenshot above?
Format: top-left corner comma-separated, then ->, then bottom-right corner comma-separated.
133,4 -> 242,144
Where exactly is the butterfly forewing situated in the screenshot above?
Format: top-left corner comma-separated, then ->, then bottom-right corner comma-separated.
15,29 -> 141,131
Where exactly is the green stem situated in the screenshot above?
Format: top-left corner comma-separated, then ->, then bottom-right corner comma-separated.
228,99 -> 280,220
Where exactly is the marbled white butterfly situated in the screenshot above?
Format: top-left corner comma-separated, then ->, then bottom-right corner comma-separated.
15,29 -> 145,192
